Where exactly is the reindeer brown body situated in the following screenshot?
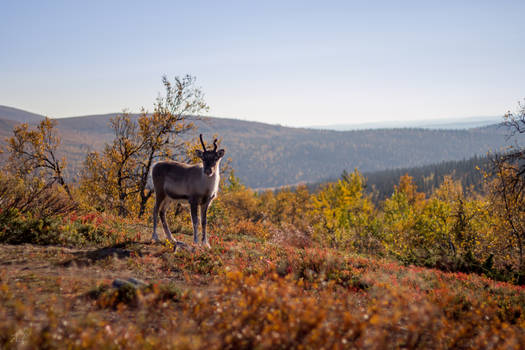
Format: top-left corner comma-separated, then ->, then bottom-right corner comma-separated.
150,135 -> 225,247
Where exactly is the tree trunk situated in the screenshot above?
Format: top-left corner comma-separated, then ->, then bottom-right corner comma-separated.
138,189 -> 153,218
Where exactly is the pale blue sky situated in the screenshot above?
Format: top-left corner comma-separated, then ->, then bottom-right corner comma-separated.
1,0 -> 524,126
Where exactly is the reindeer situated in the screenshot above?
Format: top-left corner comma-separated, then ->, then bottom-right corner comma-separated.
149,134 -> 225,248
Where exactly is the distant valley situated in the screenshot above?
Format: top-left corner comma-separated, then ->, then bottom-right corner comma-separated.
308,116 -> 502,131
0,105 -> 513,188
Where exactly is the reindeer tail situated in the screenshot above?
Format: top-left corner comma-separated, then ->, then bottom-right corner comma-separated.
145,164 -> 155,191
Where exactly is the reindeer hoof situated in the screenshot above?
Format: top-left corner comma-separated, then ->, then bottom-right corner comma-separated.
201,241 -> 211,249
175,241 -> 195,253
175,241 -> 187,248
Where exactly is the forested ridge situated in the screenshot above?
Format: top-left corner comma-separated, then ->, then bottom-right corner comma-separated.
360,155 -> 491,201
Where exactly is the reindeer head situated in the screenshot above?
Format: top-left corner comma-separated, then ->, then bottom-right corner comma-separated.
195,134 -> 225,177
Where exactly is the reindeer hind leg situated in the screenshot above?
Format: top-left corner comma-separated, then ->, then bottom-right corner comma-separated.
159,199 -> 176,243
152,193 -> 165,243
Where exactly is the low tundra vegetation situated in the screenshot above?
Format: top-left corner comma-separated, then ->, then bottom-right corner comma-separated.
1,237 -> 524,349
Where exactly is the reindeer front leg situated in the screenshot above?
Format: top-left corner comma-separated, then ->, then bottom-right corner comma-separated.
201,199 -> 212,248
189,200 -> 200,244
152,193 -> 165,242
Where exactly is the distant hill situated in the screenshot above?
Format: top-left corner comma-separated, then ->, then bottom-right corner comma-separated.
0,105 -> 45,123
0,105 -> 514,188
0,118 -> 18,151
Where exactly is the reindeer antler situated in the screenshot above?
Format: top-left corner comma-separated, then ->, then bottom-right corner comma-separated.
199,134 -> 207,151
213,139 -> 218,151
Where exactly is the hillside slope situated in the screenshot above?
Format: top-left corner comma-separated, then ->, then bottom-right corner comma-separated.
0,106 -> 511,188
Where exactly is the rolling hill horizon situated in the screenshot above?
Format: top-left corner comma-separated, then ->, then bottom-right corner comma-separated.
0,105 -> 503,131
0,105 -> 514,188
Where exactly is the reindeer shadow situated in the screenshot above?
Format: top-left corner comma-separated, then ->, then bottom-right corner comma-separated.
60,241 -> 145,267
59,240 -> 193,267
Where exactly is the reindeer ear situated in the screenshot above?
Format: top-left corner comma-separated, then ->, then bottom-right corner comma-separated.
217,149 -> 225,158
195,150 -> 204,159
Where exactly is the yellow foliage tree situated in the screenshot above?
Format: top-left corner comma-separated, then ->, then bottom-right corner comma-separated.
488,159 -> 525,280
382,174 -> 424,262
6,117 -> 72,200
80,75 -> 208,217
487,98 -> 525,281
313,170 -> 377,252
384,174 -> 493,270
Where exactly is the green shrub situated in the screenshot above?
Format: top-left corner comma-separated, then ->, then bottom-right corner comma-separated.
0,208 -> 64,245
